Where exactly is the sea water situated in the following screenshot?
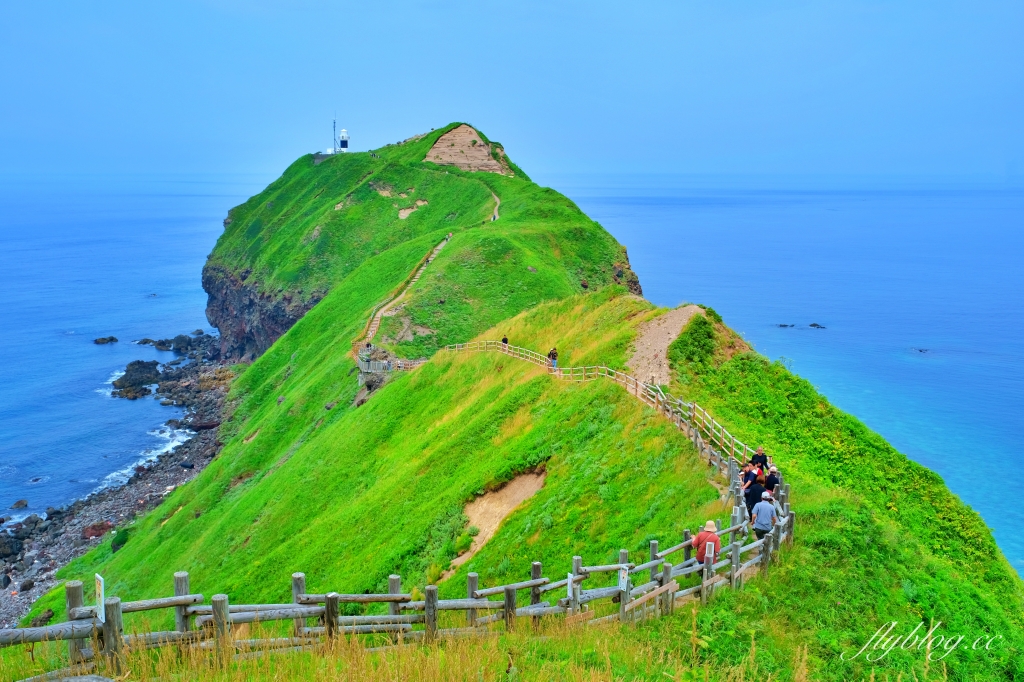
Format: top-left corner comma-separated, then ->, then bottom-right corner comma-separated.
2,173 -> 1021,577
0,175 -> 261,520
548,174 -> 1024,575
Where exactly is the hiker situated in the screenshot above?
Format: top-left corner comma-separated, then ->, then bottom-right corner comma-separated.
751,446 -> 770,469
694,520 -> 721,567
501,334 -> 508,348
751,491 -> 778,540
765,466 -> 780,494
745,474 -> 767,515
741,461 -> 758,492
547,347 -> 558,369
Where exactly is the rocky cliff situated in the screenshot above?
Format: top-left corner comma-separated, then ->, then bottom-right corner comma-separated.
202,263 -> 321,361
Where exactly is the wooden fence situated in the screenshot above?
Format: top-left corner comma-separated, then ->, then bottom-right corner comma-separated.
0,340 -> 795,679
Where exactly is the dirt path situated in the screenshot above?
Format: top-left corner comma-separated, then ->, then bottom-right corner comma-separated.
491,192 -> 500,221
441,472 -> 546,581
626,305 -> 702,386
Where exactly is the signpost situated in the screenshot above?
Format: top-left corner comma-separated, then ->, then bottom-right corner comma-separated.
95,574 -> 105,624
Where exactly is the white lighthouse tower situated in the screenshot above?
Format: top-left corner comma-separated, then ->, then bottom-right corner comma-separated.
338,129 -> 349,153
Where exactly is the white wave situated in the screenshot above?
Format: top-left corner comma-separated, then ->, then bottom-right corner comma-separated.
95,370 -> 126,397
94,426 -> 194,492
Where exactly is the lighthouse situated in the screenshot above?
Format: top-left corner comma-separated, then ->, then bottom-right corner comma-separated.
338,129 -> 349,153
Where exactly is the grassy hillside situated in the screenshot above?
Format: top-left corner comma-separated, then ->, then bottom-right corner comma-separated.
8,125 -> 1023,681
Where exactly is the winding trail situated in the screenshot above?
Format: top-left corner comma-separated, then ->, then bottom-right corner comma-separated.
491,192 -> 500,221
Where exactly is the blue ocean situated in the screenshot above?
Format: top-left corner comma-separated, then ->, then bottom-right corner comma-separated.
1,173 -> 1021,575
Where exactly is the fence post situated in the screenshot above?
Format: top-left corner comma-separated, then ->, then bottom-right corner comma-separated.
700,556 -> 712,605
730,541 -> 741,590
729,507 -> 739,546
761,533 -> 773,577
174,571 -> 191,633
618,549 -> 631,623
503,586 -> 516,631
325,592 -> 339,641
660,562 -> 674,617
291,572 -> 306,636
101,597 -> 124,674
571,556 -> 583,614
649,540 -> 659,583
530,562 -> 542,631
788,511 -> 797,546
683,530 -> 692,564
424,585 -> 438,643
212,594 -> 230,661
773,520 -> 782,558
466,573 -> 478,627
64,580 -> 85,663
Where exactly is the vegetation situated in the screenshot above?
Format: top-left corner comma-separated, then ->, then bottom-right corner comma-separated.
7,125 -> 1022,681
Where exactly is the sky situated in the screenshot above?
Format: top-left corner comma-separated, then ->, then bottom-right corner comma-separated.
1,1 -> 1022,181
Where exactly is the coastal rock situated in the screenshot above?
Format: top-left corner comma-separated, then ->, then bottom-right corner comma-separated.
81,521 -> 113,539
18,579 -> 34,591
0,574 -> 9,589
0,535 -> 22,559
113,385 -> 151,400
10,500 -> 28,510
93,336 -> 118,344
203,263 -> 321,360
809,323 -> 826,329
113,360 -> 160,389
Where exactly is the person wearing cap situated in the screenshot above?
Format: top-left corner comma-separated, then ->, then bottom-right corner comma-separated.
765,466 -> 780,494
751,446 -> 770,470
693,520 -> 721,566
741,461 -> 758,492
751,491 -> 778,540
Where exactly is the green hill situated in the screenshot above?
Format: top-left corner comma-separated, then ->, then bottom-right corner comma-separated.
9,124 -> 1023,681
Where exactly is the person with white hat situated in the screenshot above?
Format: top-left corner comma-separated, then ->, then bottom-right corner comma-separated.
765,466 -> 780,494
751,491 -> 778,540
693,520 -> 721,566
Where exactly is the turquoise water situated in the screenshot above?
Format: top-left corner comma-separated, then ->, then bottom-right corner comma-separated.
550,175 -> 1024,575
2,173 -> 1021,576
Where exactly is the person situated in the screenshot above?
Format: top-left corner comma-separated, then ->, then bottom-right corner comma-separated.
751,491 -> 777,539
741,462 -> 758,493
693,520 -> 720,566
501,334 -> 508,348
765,466 -> 780,494
547,347 -> 558,369
745,475 -> 767,515
751,446 -> 770,469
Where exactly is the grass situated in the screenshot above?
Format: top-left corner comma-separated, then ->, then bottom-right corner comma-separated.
6,126 -> 1023,681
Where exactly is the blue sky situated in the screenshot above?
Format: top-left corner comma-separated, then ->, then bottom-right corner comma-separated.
1,1 -> 1021,180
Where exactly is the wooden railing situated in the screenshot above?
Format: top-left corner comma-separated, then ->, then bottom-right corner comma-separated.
1,339 -> 796,678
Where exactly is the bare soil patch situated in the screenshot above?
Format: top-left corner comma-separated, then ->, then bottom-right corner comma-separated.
442,472 -> 545,580
425,125 -> 509,175
627,305 -> 702,386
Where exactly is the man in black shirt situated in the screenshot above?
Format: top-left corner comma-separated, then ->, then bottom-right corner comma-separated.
765,466 -> 780,494
751,446 -> 770,470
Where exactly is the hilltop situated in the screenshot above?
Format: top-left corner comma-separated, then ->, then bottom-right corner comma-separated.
5,124 -> 1023,681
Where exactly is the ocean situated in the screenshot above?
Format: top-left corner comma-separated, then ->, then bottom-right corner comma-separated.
0,175 -> 258,520
1,172 -> 1021,575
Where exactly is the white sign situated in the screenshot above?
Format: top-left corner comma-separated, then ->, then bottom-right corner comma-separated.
618,567 -> 629,591
95,574 -> 105,624
567,573 -> 573,600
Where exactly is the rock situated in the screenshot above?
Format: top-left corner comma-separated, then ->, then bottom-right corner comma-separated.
138,338 -> 155,345
172,334 -> 193,352
0,574 -> 9,589
809,323 -> 826,329
22,514 -> 41,528
10,500 -> 27,510
277,396 -> 285,405
154,339 -> 173,351
190,421 -> 220,431
113,360 -> 160,389
113,385 -> 152,400
527,266 -> 537,272
180,462 -> 194,469
0,535 -> 22,559
81,521 -> 113,540
580,279 -> 589,289
325,402 -> 336,410
18,579 -> 34,591
29,608 -> 53,627
93,336 -> 118,344
192,329 -> 205,336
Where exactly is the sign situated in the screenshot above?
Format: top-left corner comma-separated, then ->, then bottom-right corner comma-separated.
618,567 -> 629,592
567,573 -> 573,600
95,574 -> 105,624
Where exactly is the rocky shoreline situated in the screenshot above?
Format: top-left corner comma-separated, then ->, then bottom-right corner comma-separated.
0,334 -> 232,628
